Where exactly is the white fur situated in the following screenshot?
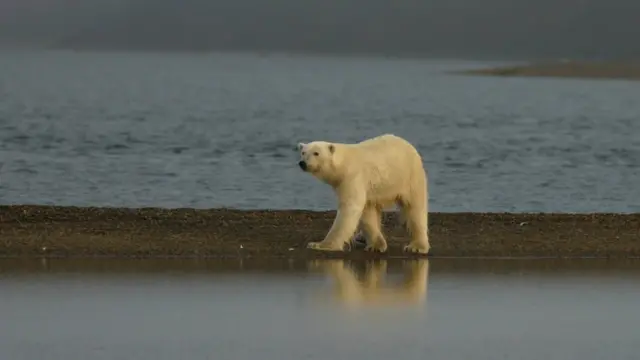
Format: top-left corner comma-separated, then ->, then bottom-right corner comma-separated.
297,134 -> 429,254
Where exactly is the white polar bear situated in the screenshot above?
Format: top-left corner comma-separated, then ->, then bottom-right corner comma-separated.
297,134 -> 429,254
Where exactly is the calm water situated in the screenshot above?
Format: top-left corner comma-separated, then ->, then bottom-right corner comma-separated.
1,258 -> 639,360
1,50 -> 639,212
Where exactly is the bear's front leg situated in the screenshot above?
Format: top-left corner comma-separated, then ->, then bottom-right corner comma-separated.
307,201 -> 365,252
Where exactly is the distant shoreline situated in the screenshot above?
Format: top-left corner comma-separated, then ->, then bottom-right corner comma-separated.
1,205 -> 638,259
3,48 -> 640,82
458,60 -> 640,80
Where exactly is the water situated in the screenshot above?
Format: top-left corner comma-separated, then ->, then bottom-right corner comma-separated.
1,50 -> 639,212
1,258 -> 639,360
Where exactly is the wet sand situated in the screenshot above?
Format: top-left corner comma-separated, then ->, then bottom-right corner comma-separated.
458,60 -> 640,80
1,205 -> 639,258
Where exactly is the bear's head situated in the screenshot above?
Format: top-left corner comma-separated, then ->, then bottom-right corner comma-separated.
297,141 -> 338,182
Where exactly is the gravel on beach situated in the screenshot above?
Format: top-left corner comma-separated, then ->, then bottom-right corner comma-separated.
1,205 -> 639,259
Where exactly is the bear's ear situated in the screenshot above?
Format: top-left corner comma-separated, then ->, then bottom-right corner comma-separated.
329,144 -> 335,154
297,142 -> 306,151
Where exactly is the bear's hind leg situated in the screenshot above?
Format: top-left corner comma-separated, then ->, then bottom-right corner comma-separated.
360,205 -> 388,253
400,203 -> 430,255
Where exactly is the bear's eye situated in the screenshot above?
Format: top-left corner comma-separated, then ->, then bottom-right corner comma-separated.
313,152 -> 319,156
302,151 -> 306,155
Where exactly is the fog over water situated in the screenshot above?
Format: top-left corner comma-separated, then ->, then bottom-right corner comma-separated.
1,0 -> 639,59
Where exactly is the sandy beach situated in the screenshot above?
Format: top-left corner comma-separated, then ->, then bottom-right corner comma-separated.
459,60 -> 640,80
1,205 -> 638,258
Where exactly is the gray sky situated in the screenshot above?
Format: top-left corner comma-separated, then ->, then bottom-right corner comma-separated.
1,0 -> 639,60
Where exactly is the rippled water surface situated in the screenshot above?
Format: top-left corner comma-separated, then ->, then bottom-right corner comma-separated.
1,258 -> 639,360
1,50 -> 639,212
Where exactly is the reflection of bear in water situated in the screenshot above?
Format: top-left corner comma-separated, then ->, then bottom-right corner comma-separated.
297,134 -> 430,254
308,259 -> 430,307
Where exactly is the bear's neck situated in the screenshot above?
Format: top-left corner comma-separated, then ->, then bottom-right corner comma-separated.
318,167 -> 343,188
320,158 -> 350,188
323,174 -> 343,188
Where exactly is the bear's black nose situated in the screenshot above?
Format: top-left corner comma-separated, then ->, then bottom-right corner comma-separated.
298,161 -> 307,171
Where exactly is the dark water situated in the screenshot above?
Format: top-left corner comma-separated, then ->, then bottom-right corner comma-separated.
1,258 -> 639,360
1,50 -> 639,212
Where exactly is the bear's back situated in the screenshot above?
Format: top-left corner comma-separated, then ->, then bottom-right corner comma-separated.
347,134 -> 424,199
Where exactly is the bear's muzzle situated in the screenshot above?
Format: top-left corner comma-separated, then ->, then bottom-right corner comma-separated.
298,161 -> 308,171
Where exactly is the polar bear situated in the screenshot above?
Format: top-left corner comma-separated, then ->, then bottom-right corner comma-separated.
297,134 -> 429,254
